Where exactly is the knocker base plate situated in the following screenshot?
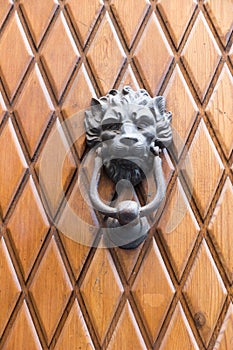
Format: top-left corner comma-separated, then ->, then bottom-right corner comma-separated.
105,216 -> 150,249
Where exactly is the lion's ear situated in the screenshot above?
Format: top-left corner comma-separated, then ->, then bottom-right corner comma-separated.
91,97 -> 105,115
148,96 -> 166,121
91,97 -> 101,106
154,96 -> 165,114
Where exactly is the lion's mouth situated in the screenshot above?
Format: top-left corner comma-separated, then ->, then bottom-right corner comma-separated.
100,137 -> 155,185
103,158 -> 153,185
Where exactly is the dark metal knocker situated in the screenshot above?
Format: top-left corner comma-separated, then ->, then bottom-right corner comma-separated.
84,86 -> 172,249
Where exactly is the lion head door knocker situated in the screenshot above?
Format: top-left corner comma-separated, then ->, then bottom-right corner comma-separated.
84,86 -> 172,249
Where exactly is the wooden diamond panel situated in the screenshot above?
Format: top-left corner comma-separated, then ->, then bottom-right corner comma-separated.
208,178 -> 233,283
206,64 -> 233,158
186,119 -> 224,218
0,0 -> 12,29
183,240 -> 227,346
0,237 -> 21,337
132,239 -> 175,342
215,303 -> 233,350
29,237 -> 72,344
157,0 -> 196,48
0,12 -> 33,99
160,303 -> 199,350
58,180 -> 99,279
0,120 -> 27,217
163,65 -> 198,158
7,177 -> 49,280
80,247 -> 124,344
54,300 -> 94,350
2,301 -> 42,350
62,64 -> 96,118
41,13 -> 80,100
107,301 -> 147,350
0,1 -> 232,349
133,13 -> 173,95
66,0 -> 103,47
204,0 -> 233,46
15,64 -> 54,157
87,13 -> 126,94
111,0 -> 150,48
20,0 -> 58,47
182,12 -> 221,101
35,119 -> 76,217
158,179 -> 199,280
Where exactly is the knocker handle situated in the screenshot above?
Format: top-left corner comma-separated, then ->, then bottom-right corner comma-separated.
89,151 -> 166,221
88,150 -> 166,249
89,153 -> 118,218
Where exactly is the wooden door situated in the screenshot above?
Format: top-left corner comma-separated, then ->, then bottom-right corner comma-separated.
0,1 -> 232,349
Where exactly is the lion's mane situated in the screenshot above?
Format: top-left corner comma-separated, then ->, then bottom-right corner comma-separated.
84,86 -> 172,149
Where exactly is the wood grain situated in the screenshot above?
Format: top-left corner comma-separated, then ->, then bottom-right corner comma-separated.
158,0 -> 196,47
181,12 -> 221,101
15,65 -> 54,157
107,301 -> 147,350
0,121 -> 26,217
41,13 -> 79,99
20,0 -> 58,46
29,237 -> 72,343
66,0 -> 103,46
134,13 -> 173,94
160,303 -> 199,350
0,1 -> 232,349
132,239 -> 175,342
111,0 -> 150,48
208,178 -> 233,283
80,246 -> 124,344
185,119 -> 224,218
183,240 -> 227,346
206,64 -> 233,158
0,13 -> 33,99
0,237 -> 21,338
54,300 -> 94,350
158,179 -> 199,280
7,177 -> 49,279
87,13 -> 126,94
214,303 -> 233,350
2,302 -> 42,350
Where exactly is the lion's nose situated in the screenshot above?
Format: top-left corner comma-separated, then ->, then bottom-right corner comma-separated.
120,137 -> 138,146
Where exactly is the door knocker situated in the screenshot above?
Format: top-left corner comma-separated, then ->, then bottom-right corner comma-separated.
84,86 -> 172,249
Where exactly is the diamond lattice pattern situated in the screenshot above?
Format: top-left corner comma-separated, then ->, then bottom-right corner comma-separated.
0,1 -> 232,349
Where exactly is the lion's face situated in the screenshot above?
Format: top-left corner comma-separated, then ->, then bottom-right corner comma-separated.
100,104 -> 156,184
85,87 -> 172,185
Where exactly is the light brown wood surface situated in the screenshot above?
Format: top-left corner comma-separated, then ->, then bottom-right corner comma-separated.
0,1 -> 232,349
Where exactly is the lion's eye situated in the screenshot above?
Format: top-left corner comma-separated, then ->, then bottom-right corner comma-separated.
102,123 -> 122,132
137,123 -> 148,130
